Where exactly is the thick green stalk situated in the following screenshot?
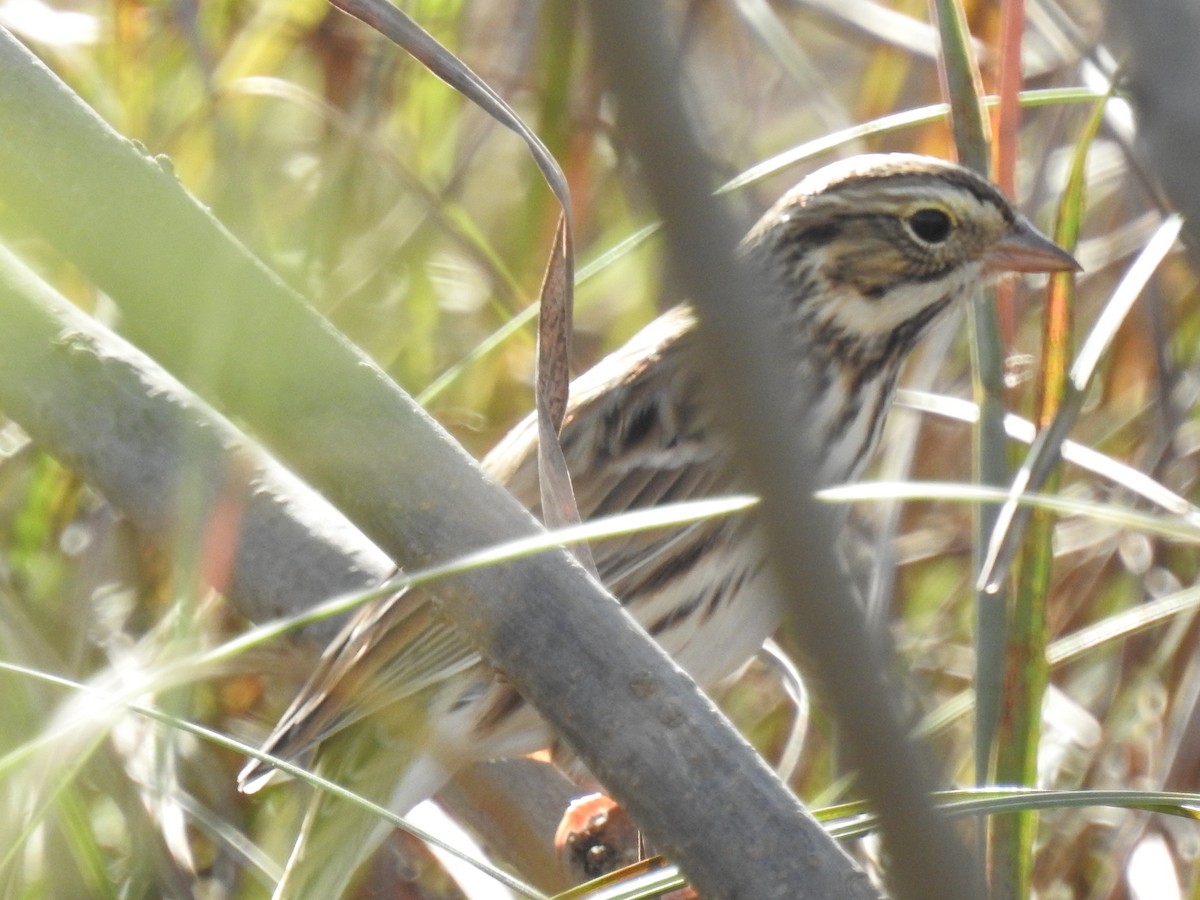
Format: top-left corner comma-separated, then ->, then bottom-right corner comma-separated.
927,0 -> 1009,805
990,97 -> 1101,897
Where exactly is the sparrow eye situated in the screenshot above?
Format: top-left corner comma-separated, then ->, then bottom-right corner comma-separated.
906,208 -> 954,245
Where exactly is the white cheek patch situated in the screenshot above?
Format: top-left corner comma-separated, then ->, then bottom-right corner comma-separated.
823,261 -> 984,336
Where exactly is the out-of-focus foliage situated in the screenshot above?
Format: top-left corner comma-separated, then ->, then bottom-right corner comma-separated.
0,1 -> 1197,898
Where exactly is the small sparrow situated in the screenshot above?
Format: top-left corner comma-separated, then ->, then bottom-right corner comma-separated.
239,154 -> 1079,898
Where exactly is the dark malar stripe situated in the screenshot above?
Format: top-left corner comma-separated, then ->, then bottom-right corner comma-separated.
823,293 -> 956,466
879,292 -> 956,366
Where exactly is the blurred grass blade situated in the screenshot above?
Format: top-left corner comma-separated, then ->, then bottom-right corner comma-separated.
897,390 -> 1200,524
928,0 -> 990,172
328,0 -> 584,546
824,788 -> 1200,841
799,0 -> 965,59
991,0 -> 1026,197
990,74 -> 1098,900
820,481 -> 1200,543
551,857 -> 686,899
200,494 -> 759,671
990,0 -> 1024,344
918,582 -> 1200,740
419,220 -> 663,407
0,658 -> 549,899
1070,214 -> 1184,390
1048,582 -> 1200,666
979,211 -> 1185,592
328,0 -> 570,216
929,0 -> 1006,802
733,0 -> 850,133
725,88 -> 1099,194
978,86 -> 1112,591
759,639 -> 809,784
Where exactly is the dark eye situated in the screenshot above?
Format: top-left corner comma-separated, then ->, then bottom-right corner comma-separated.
906,208 -> 954,244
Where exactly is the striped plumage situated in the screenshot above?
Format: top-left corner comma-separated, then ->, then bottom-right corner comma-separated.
240,154 -> 1078,898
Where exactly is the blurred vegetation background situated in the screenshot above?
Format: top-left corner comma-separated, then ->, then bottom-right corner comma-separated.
0,0 -> 1198,897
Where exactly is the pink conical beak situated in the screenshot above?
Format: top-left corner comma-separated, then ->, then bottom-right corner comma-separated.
985,214 -> 1081,273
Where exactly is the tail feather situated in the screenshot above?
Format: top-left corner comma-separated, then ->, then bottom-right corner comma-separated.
238,586 -> 474,795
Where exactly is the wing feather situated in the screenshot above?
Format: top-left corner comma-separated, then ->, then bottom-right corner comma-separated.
245,306 -> 755,779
